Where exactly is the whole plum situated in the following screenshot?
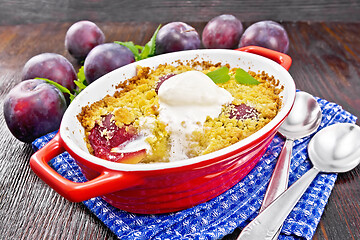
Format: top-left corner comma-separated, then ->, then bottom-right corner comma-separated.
65,20 -> 105,61
202,14 -> 243,49
239,20 -> 289,53
155,22 -> 201,54
21,53 -> 77,93
3,79 -> 67,143
84,43 -> 135,84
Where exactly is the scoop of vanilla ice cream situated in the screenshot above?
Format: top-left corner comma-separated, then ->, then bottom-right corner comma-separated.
158,70 -> 233,161
158,71 -> 232,106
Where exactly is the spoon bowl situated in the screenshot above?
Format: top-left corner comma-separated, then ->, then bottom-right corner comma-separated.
279,91 -> 322,139
309,123 -> 360,173
238,123 -> 360,240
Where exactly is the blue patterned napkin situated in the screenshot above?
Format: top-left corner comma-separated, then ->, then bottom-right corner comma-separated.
32,95 -> 357,240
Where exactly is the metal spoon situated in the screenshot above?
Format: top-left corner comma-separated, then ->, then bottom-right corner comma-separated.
256,91 -> 322,239
261,92 -> 322,210
238,123 -> 360,240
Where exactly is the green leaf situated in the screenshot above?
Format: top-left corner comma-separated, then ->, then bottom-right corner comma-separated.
144,24 -> 161,57
36,77 -> 76,100
77,65 -> 86,84
235,68 -> 260,85
74,66 -> 88,94
114,24 -> 161,61
140,44 -> 151,60
135,44 -> 144,51
115,41 -> 141,61
74,80 -> 87,94
206,66 -> 231,84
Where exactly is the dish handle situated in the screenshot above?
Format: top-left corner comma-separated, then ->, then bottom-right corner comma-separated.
30,132 -> 143,202
235,46 -> 292,71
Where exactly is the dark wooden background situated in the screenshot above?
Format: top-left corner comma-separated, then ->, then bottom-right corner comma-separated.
1,1 -> 360,240
1,0 -> 360,25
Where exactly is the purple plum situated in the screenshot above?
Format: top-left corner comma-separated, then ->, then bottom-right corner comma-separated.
155,22 -> 201,54
202,14 -> 243,49
21,53 -> 77,93
84,43 -> 135,84
238,20 -> 289,53
65,20 -> 105,61
3,79 -> 67,143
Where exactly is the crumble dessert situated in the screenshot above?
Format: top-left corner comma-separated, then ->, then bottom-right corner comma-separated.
77,61 -> 283,163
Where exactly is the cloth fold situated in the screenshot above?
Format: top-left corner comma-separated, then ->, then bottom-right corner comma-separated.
32,95 -> 357,240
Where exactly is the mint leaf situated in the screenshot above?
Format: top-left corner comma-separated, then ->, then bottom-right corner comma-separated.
74,80 -> 87,90
235,68 -> 260,85
114,24 -> 161,61
74,80 -> 87,94
36,77 -> 76,101
135,45 -> 144,51
206,66 -> 231,84
74,66 -> 87,95
144,24 -> 161,58
77,65 -> 86,84
115,41 -> 141,61
140,44 -> 151,60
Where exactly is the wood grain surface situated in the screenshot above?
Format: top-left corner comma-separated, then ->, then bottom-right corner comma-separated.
0,21 -> 359,240
1,0 -> 360,25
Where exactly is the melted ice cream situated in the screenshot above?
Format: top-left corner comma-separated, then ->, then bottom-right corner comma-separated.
158,71 -> 233,161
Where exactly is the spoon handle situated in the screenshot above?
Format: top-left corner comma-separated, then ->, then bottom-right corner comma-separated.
237,167 -> 320,240
260,138 -> 294,211
259,138 -> 293,240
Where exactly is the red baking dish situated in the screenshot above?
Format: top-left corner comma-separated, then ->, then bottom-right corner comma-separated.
30,46 -> 295,214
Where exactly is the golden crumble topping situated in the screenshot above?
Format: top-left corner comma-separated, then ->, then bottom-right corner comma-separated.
77,61 -> 282,163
